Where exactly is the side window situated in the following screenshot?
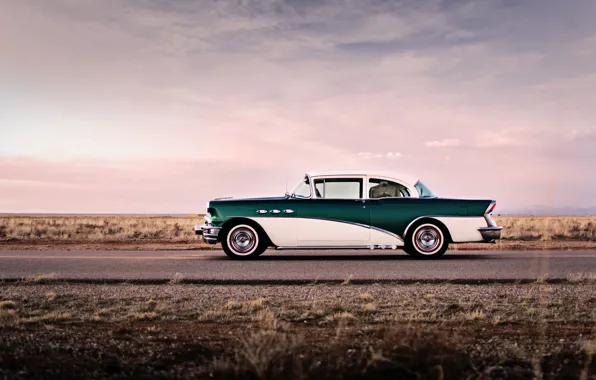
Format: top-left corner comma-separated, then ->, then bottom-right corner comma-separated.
368,178 -> 411,199
313,178 -> 363,199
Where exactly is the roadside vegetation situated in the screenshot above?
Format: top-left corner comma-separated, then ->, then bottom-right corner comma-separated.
2,215 -> 596,251
0,282 -> 595,378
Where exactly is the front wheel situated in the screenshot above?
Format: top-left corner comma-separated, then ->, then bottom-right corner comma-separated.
404,223 -> 449,259
221,224 -> 267,259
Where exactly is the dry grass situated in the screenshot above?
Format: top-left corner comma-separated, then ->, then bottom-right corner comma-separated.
362,303 -> 377,312
0,215 -> 201,242
0,300 -> 16,310
1,215 -> 596,244
170,272 -> 185,284
358,293 -> 374,302
24,273 -> 57,283
496,215 -> 596,241
2,283 -> 595,327
0,283 -> 595,378
131,311 -> 160,321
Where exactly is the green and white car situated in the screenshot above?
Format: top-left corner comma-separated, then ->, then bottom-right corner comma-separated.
195,170 -> 502,259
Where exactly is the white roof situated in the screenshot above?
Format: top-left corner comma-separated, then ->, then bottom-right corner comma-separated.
305,170 -> 419,186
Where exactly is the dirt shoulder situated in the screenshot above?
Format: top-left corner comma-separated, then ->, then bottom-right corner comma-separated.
2,238 -> 596,251
1,283 -> 595,379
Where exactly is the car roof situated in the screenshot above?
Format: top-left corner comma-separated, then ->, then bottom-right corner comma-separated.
305,170 -> 419,186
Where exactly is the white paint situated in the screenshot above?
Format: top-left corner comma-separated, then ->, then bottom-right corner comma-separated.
403,216 -> 487,243
298,218 -> 370,245
306,170 -> 418,186
248,217 -> 404,247
248,217 -> 297,246
368,228 -> 404,247
434,217 -> 486,242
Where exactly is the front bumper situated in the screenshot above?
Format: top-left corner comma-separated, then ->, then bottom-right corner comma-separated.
478,226 -> 502,242
194,223 -> 221,244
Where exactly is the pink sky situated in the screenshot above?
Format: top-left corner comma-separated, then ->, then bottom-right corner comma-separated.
1,0 -> 596,214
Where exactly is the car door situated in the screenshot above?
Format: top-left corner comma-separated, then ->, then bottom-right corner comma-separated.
367,177 -> 418,241
296,176 -> 370,246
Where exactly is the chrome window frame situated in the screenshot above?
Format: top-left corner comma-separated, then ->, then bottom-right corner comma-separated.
307,175 -> 367,200
293,173 -> 420,200
364,175 -> 418,199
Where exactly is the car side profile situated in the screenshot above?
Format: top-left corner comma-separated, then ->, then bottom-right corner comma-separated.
195,170 -> 502,259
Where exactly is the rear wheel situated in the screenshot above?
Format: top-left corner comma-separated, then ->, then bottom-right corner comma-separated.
404,222 -> 449,259
221,223 -> 267,259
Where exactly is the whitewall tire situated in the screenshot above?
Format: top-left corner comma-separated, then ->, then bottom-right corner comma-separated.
221,224 -> 267,259
405,223 -> 449,258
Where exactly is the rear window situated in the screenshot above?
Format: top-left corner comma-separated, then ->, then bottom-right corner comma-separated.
415,180 -> 436,198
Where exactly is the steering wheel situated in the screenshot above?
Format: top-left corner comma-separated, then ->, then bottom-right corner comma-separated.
315,188 -> 322,198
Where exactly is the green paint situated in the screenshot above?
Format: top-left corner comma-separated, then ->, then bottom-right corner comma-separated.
208,196 -> 492,237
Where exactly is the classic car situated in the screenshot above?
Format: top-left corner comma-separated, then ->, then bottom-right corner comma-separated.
195,170 -> 502,259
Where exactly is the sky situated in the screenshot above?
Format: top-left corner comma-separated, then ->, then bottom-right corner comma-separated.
1,0 -> 596,214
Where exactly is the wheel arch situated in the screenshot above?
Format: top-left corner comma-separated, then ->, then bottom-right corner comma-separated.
403,216 -> 453,243
220,217 -> 274,247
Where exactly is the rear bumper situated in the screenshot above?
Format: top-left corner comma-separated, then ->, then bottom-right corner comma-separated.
194,223 -> 221,244
478,226 -> 502,242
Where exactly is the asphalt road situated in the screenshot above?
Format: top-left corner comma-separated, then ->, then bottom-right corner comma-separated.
0,250 -> 594,282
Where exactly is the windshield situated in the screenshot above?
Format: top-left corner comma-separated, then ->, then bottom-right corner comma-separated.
290,176 -> 312,198
415,180 -> 436,198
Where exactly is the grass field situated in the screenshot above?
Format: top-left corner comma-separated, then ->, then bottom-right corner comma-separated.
1,215 -> 596,250
1,282 -> 595,378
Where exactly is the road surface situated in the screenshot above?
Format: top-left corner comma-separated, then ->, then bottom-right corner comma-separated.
0,250 -> 594,282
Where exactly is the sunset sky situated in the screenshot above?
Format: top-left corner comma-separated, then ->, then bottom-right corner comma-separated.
2,0 -> 596,214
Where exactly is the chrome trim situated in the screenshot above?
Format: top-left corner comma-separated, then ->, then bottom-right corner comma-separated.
414,225 -> 441,252
307,217 -> 371,230
484,213 -> 498,228
484,201 -> 498,227
229,227 -> 256,253
257,210 -> 268,214
276,245 -> 403,250
484,200 -> 497,214
194,223 -> 221,244
369,225 -> 404,242
289,174 -> 314,199
276,245 -> 381,250
284,209 -> 295,214
270,209 -> 281,214
478,226 -> 502,242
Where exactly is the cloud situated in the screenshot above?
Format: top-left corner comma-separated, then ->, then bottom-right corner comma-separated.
425,139 -> 461,148
357,152 -> 402,160
2,0 -> 596,212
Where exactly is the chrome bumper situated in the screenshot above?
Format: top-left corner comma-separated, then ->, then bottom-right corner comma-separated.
194,223 -> 221,244
478,227 -> 502,242
479,211 -> 502,242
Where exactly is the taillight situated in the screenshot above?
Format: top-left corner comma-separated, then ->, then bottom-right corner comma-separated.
486,202 -> 496,214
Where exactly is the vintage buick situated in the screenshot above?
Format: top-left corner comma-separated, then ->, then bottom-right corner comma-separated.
195,170 -> 502,259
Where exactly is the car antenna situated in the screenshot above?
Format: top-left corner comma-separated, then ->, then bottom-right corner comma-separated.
285,175 -> 288,194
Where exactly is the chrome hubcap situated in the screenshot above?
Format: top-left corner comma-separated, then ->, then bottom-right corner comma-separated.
415,227 -> 440,252
230,228 -> 255,254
